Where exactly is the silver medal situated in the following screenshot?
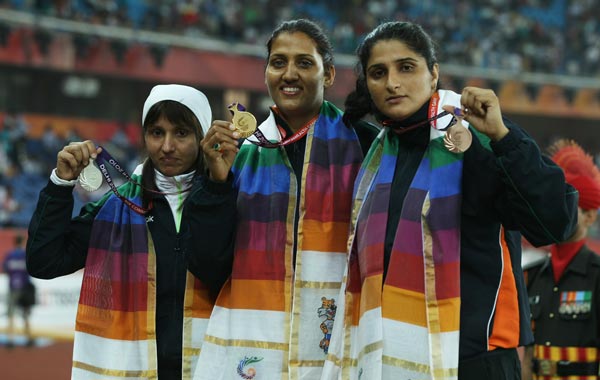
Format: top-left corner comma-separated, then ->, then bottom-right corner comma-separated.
78,158 -> 103,192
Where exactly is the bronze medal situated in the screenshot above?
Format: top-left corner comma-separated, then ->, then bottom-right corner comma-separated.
228,102 -> 257,139
78,158 -> 103,192
443,124 -> 472,153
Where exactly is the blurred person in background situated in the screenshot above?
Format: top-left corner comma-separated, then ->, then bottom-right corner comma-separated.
195,18 -> 378,379
321,21 -> 578,380
3,234 -> 35,348
1,108 -> 29,172
523,140 -> 600,380
26,84 -> 236,379
0,182 -> 20,227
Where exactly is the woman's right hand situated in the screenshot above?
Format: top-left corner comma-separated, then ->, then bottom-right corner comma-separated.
201,120 -> 240,182
56,141 -> 101,181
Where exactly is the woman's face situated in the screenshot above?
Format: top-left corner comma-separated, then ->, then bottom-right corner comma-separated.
265,31 -> 334,130
144,116 -> 199,177
365,39 -> 439,121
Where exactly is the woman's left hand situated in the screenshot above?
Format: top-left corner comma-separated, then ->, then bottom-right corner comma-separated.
444,87 -> 509,142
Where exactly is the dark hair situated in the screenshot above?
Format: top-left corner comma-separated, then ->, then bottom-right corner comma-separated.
141,100 -> 205,207
344,21 -> 439,124
266,19 -> 334,71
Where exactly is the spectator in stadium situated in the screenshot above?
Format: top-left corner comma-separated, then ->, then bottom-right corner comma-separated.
195,18 -> 378,379
1,108 -> 29,172
26,84 -> 236,379
320,21 -> 578,380
3,234 -> 35,348
523,140 -> 600,380
0,182 -> 20,227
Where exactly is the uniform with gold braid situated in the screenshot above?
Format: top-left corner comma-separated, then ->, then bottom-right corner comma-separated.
526,139 -> 600,380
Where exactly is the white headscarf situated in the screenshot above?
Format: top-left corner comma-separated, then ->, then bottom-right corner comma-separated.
142,84 -> 212,135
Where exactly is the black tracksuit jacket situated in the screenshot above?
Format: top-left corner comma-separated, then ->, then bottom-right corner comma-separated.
26,175 -> 236,379
383,105 -> 578,361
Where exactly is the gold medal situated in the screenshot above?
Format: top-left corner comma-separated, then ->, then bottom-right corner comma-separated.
78,158 -> 103,192
443,124 -> 472,153
228,102 -> 257,138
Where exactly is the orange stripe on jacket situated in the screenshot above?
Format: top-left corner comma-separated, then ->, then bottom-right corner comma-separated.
488,228 -> 520,349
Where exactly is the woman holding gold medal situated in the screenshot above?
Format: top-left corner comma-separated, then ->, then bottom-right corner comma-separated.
319,21 -> 579,380
196,19 -> 378,380
26,84 -> 237,379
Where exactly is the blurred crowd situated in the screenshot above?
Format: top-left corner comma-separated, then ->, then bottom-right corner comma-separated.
1,0 -> 599,76
0,110 -> 138,227
0,0 -> 599,229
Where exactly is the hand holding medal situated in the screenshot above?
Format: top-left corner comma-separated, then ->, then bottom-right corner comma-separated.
56,141 -> 103,186
201,102 -> 257,183
78,158 -> 103,191
441,106 -> 473,154
444,87 -> 509,146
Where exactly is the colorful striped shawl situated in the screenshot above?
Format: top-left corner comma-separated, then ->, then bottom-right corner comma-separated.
322,90 -> 465,380
194,101 -> 364,380
73,165 -> 212,380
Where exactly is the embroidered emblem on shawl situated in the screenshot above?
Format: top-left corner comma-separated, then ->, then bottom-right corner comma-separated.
194,101 -> 364,380
236,356 -> 263,379
318,297 -> 337,354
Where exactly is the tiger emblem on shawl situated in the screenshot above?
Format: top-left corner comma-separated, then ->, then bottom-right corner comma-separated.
317,297 -> 337,354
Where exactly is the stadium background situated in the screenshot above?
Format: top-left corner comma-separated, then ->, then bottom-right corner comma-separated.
0,1 -> 599,378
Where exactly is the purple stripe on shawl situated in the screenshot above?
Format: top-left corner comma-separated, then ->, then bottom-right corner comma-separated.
232,221 -> 287,280
431,228 -> 461,264
84,248 -> 149,282
310,137 -> 364,167
88,220 -> 148,253
237,192 -> 289,223
393,219 -> 424,256
426,194 -> 461,230
304,164 -> 356,222
234,219 -> 287,254
304,162 -> 357,195
358,212 -> 391,250
360,183 -> 391,215
398,188 -> 428,222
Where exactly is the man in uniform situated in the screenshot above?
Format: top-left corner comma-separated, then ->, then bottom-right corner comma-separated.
523,139 -> 600,380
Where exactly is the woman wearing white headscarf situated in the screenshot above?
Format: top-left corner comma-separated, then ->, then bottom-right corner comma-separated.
26,84 -> 236,379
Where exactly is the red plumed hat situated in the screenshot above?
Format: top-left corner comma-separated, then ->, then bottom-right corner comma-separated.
549,139 -> 600,210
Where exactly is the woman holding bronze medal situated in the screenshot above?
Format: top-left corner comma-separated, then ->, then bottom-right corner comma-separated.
26,84 -> 236,379
196,19 -> 378,380
319,21 -> 579,380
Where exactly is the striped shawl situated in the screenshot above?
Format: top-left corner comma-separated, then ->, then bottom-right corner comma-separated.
322,90 -> 466,380
194,101 -> 364,380
73,165 -> 213,379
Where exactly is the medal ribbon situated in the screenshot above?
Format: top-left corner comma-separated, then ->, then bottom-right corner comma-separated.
94,148 -> 192,215
384,92 -> 458,135
247,113 -> 318,148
